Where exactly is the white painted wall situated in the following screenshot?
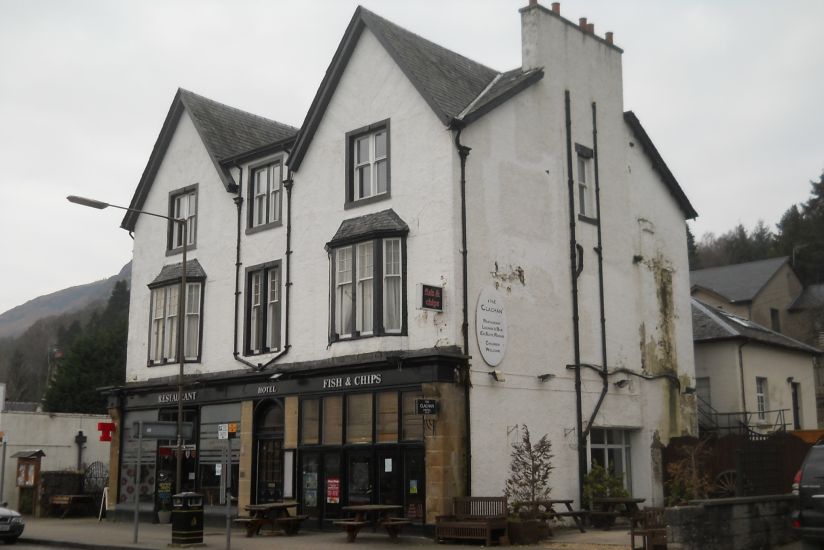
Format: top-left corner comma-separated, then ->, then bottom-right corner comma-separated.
0,412 -> 111,510
463,6 -> 696,507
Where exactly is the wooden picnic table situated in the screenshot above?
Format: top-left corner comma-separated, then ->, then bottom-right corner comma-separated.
234,501 -> 307,537
540,499 -> 587,533
335,504 -> 409,542
590,497 -> 645,530
512,499 -> 587,535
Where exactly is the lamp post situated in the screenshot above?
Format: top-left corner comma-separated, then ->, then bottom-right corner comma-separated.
68,195 -> 188,494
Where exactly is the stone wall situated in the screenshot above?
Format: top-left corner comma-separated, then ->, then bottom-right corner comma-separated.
666,495 -> 796,550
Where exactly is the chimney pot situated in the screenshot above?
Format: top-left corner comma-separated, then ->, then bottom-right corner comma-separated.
551,2 -> 560,13
587,23 -> 595,34
579,17 -> 587,29
605,31 -> 614,44
529,0 -> 538,6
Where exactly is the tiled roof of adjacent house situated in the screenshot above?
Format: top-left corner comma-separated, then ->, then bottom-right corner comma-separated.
690,256 -> 789,303
289,6 -> 543,171
122,89 -> 298,231
149,259 -> 207,288
790,282 -> 824,311
623,111 -> 698,220
327,209 -> 409,249
692,298 -> 820,354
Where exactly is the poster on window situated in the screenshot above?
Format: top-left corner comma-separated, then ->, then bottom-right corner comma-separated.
326,477 -> 340,504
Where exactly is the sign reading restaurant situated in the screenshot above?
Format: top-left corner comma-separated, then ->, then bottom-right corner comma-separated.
158,391 -> 198,403
475,288 -> 507,367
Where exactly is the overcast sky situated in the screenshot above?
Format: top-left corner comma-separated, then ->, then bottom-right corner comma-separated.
0,0 -> 822,315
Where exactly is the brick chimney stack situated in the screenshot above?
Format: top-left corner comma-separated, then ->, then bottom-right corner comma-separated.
551,2 -> 560,14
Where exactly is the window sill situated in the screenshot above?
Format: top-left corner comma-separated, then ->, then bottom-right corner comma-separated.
147,358 -> 201,367
166,244 -> 197,257
244,348 -> 281,357
344,192 -> 391,210
577,214 -> 599,226
245,221 -> 283,235
330,331 -> 406,344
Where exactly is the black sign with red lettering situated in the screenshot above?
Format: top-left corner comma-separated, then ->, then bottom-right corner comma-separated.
421,284 -> 443,311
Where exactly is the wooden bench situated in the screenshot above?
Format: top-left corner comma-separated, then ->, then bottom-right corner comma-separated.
276,514 -> 309,536
233,517 -> 271,537
49,495 -> 96,518
333,520 -> 370,543
381,517 -> 412,539
435,496 -> 508,546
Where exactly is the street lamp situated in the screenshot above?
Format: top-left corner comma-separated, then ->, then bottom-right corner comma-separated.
68,195 -> 189,494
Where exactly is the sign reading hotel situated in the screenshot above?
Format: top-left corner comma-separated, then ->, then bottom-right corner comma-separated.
475,288 -> 507,367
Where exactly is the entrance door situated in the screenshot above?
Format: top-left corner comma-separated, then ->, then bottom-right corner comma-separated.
376,448 -> 401,505
256,439 -> 283,503
301,453 -> 321,519
347,451 -> 372,505
404,447 -> 425,523
323,453 -> 342,518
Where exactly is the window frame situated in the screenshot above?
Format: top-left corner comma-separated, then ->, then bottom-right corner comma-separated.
329,237 -> 407,343
244,260 -> 282,356
147,280 -> 205,366
574,144 -> 597,225
588,428 -> 633,491
756,376 -> 768,421
344,120 -> 391,209
166,184 -> 198,255
246,159 -> 284,234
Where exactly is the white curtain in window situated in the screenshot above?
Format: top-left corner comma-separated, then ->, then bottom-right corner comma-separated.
185,283 -> 200,358
357,242 -> 373,334
384,239 -> 401,331
337,248 -> 353,335
150,288 -> 166,362
267,268 -> 279,349
164,285 -> 179,360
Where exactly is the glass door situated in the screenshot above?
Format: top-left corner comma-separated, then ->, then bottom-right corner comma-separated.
256,439 -> 283,503
347,451 -> 372,505
301,453 -> 320,519
404,447 -> 425,523
376,448 -> 401,505
323,453 -> 342,518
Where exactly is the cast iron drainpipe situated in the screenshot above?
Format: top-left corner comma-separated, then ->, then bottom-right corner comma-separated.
583,101 -> 609,441
453,124 -> 472,496
564,90 -> 587,507
230,163 -> 292,371
738,341 -> 749,426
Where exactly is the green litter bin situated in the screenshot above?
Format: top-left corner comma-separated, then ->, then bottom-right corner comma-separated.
171,492 -> 203,545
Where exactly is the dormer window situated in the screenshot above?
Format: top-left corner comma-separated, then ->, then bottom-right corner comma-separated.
345,120 -> 390,208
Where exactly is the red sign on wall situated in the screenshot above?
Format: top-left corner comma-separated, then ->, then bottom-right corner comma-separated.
98,422 -> 116,442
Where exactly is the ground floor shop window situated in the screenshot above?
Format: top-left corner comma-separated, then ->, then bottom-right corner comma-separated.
120,410 -> 158,505
198,403 -> 240,505
588,428 -> 633,491
297,387 -> 425,524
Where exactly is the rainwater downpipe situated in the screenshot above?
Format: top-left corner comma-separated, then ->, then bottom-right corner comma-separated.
454,125 -> 472,496
583,101 -> 609,440
564,90 -> 587,507
738,341 -> 749,423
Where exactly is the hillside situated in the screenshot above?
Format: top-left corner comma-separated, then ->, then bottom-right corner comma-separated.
0,262 -> 132,339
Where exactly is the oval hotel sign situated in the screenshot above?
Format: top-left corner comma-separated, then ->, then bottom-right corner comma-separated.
475,288 -> 507,367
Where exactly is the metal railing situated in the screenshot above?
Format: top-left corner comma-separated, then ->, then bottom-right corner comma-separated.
696,396 -> 789,436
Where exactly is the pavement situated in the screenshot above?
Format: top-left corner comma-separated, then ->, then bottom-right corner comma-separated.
17,516 -> 806,549
19,517 -> 637,550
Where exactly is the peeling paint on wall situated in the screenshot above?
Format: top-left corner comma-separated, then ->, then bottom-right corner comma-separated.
491,262 -> 525,294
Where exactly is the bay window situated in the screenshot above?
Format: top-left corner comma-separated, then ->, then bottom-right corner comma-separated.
148,281 -> 203,364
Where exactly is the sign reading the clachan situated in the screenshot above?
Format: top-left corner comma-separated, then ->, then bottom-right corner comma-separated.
475,288 -> 507,367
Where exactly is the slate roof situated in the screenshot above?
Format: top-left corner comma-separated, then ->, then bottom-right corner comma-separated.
122,89 -> 298,231
623,111 -> 698,220
289,6 -> 543,171
692,298 -> 820,354
790,283 -> 824,311
149,259 -> 207,288
327,209 -> 409,249
690,257 -> 790,303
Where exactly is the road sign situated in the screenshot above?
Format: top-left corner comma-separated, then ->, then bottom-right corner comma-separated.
218,423 -> 238,440
135,421 -> 193,440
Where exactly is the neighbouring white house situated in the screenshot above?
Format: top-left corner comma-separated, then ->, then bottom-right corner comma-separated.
102,1 -> 698,525
692,298 -> 820,433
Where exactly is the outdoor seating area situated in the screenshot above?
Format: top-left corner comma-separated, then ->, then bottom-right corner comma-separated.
334,504 -> 410,543
232,501 -> 308,537
434,496 -> 509,546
